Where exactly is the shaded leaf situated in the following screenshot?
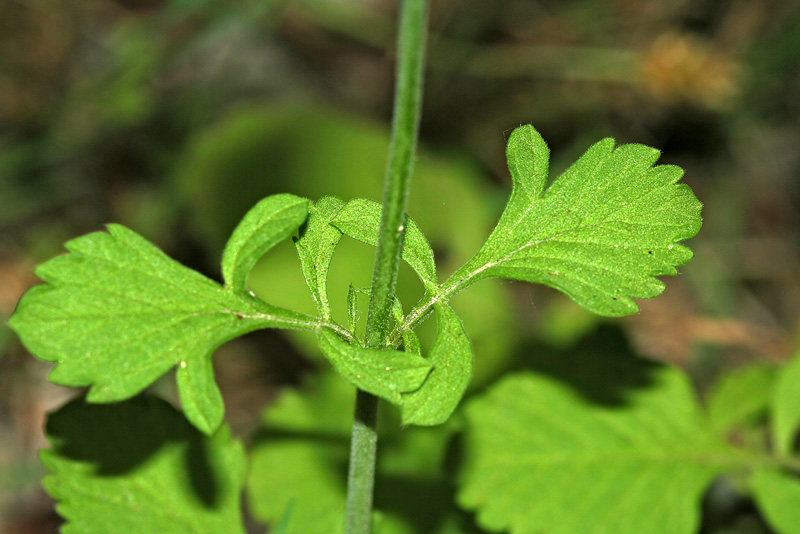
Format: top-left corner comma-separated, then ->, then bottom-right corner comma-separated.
458,364 -> 730,534
332,198 -> 438,294
222,193 -> 310,295
449,125 -> 702,316
42,395 -> 246,534
750,468 -> 800,534
316,328 -> 431,405
401,304 -> 472,426
772,349 -> 800,456
294,196 -> 346,320
9,224 -> 314,434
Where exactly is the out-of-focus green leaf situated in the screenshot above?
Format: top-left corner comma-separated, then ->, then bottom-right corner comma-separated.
9,224 -> 314,434
706,362 -> 777,436
448,124 -> 702,316
459,363 -> 730,534
750,468 -> 800,534
295,196 -> 346,320
772,349 -> 800,456
247,372 -> 467,534
42,395 -> 246,534
401,304 -> 472,426
316,328 -> 432,405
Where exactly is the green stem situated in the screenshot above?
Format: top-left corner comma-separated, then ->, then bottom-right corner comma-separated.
345,1 -> 428,533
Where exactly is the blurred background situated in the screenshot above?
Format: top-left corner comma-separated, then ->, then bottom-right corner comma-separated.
1,0 -> 800,531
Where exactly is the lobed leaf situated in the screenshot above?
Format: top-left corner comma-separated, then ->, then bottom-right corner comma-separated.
222,193 -> 310,295
331,198 -> 438,294
458,363 -> 731,534
449,125 -> 702,316
42,395 -> 246,534
9,223 -> 313,434
316,328 -> 432,405
771,349 -> 800,456
750,468 -> 800,534
401,304 -> 472,426
294,196 -> 346,320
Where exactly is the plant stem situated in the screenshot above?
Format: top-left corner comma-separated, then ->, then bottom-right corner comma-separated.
345,1 -> 428,533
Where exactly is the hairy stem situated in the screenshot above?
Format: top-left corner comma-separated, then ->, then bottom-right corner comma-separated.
345,1 -> 428,532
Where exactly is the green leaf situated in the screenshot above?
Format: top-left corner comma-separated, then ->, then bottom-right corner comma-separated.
392,298 -> 421,356
706,362 -> 777,436
458,364 -> 730,534
401,304 -> 472,426
347,283 -> 359,335
42,395 -> 246,534
750,468 -> 800,534
294,196 -> 346,320
316,328 -> 432,405
222,193 -> 310,295
9,224 -> 314,434
332,198 -> 438,293
449,124 -> 702,316
247,373 -> 352,534
247,372 -> 467,534
772,349 -> 800,456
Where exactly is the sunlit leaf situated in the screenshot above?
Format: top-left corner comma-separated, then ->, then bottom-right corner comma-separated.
448,125 -> 702,316
316,328 -> 432,405
401,304 -> 472,426
294,196 -> 346,320
332,198 -> 438,294
222,193 -> 310,295
9,224 -> 314,434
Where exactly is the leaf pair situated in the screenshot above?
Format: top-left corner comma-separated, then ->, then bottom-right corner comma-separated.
300,196 -> 473,426
10,124 -> 703,437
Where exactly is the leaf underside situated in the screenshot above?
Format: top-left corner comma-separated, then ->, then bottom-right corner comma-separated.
316,328 -> 432,405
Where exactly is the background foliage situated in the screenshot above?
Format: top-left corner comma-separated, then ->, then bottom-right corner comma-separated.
2,0 -> 800,532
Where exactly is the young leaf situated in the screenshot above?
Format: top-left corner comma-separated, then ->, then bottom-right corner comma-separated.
401,304 -> 472,426
331,198 -> 438,294
316,328 -> 432,405
750,468 -> 800,534
9,224 -> 315,434
392,298 -> 421,356
222,193 -> 310,295
294,196 -> 346,320
458,364 -> 730,534
448,125 -> 702,316
42,395 -> 246,534
771,349 -> 800,456
348,283 -> 359,335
